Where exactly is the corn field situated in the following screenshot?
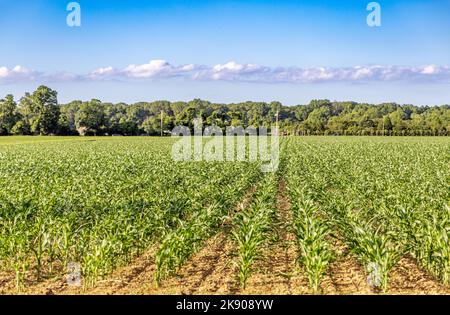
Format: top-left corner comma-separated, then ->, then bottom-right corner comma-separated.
0,136 -> 448,294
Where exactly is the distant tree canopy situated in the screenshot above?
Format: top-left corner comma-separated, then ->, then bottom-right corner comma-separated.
0,86 -> 449,136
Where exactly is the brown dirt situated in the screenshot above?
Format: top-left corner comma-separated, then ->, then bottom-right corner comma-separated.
387,255 -> 450,295
0,261 -> 71,295
146,186 -> 259,295
0,271 -> 16,294
149,232 -> 240,295
321,240 -> 375,295
320,241 -> 450,295
85,247 -> 158,295
0,248 -> 158,295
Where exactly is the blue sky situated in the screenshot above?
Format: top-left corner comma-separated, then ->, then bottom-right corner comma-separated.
0,0 -> 449,105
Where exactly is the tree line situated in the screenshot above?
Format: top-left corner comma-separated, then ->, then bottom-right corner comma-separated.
0,85 -> 449,136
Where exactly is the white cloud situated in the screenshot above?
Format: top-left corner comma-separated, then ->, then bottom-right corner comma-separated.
420,65 -> 441,75
88,60 -> 203,80
207,61 -> 270,80
91,66 -> 116,76
0,65 -> 40,83
192,63 -> 450,83
123,59 -> 172,78
1,61 -> 450,85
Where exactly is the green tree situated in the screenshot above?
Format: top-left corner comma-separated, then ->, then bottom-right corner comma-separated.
18,86 -> 60,135
142,116 -> 160,135
11,120 -> 30,135
305,107 -> 331,133
0,95 -> 19,135
383,116 -> 393,132
75,99 -> 106,135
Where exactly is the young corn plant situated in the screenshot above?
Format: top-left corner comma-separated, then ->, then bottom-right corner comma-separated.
232,209 -> 266,288
155,204 -> 221,284
289,191 -> 333,293
336,206 -> 403,292
231,174 -> 277,289
391,204 -> 450,285
155,165 -> 261,285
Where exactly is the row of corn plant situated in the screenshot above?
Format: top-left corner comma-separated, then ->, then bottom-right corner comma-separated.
280,138 -> 334,293
0,138 -> 261,289
287,186 -> 333,293
332,138 -> 445,288
231,173 -> 278,289
328,198 -> 403,291
155,163 -> 261,284
320,139 -> 450,286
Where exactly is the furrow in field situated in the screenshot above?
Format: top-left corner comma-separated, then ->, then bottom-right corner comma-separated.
106,250 -> 158,295
321,240 -> 375,295
85,247 -> 158,295
152,232 -> 239,295
152,186 -> 258,294
0,272 -> 16,294
3,247 -> 158,295
0,264 -> 69,295
387,255 -> 450,294
320,238 -> 450,294
243,180 -> 310,295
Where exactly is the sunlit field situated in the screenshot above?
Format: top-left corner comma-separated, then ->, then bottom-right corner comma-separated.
0,136 -> 448,295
